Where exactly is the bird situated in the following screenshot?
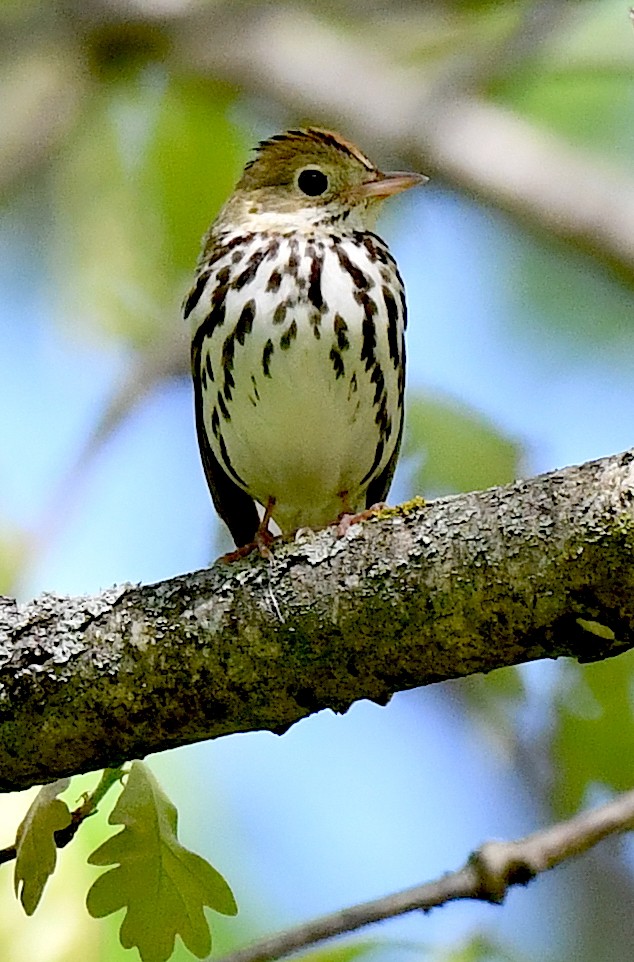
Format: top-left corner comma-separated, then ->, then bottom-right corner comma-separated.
185,127 -> 426,552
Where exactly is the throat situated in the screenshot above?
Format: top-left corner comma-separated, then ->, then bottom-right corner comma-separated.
219,197 -> 374,235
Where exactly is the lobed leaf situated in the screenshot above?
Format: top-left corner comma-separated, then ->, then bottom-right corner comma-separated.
86,761 -> 237,962
14,778 -> 71,915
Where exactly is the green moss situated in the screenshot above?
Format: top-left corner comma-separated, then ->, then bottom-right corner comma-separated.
576,618 -> 616,641
372,496 -> 427,521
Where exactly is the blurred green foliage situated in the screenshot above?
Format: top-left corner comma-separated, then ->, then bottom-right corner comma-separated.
405,394 -> 521,496
433,932 -> 527,962
553,652 -> 634,815
294,943 -> 376,961
491,2 -> 634,164
0,528 -> 28,595
53,75 -> 245,345
1,0 -> 633,961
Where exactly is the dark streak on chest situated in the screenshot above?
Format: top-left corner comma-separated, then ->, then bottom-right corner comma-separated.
185,233 -> 254,318
280,319 -> 298,350
332,314 -> 349,352
382,286 -> 401,369
332,238 -> 374,292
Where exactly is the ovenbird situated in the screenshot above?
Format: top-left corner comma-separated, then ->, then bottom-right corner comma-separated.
185,128 -> 426,548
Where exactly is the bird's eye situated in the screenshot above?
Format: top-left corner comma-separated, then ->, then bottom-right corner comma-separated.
297,167 -> 329,197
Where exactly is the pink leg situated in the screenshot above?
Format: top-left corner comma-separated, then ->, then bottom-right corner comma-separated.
336,501 -> 388,537
220,497 -> 277,562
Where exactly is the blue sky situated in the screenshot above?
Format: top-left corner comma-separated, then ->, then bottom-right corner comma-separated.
2,163 -> 632,959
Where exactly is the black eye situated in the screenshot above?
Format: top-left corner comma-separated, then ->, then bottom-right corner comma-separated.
297,168 -> 329,196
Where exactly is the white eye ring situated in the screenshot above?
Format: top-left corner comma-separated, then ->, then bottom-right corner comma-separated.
296,166 -> 330,197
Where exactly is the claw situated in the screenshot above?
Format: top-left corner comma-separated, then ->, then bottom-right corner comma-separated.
219,496 -> 277,562
336,501 -> 387,537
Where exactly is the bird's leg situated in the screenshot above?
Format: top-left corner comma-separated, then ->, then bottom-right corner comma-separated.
253,496 -> 276,558
219,497 -> 277,563
336,501 -> 388,538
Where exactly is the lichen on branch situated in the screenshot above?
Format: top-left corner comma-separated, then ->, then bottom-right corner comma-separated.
1,448 -> 634,792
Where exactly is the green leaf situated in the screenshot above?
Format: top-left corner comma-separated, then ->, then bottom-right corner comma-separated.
404,393 -> 521,496
86,761 -> 237,962
294,943 -> 375,961
552,650 -> 634,815
14,778 -> 72,915
53,74 -> 244,346
435,931 -> 526,962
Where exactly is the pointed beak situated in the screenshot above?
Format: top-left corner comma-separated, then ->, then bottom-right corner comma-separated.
359,170 -> 428,200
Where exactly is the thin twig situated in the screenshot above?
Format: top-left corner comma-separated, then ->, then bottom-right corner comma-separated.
212,789 -> 634,962
0,767 -> 125,867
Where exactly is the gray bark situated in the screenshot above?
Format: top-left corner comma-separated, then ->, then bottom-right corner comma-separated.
2,448 -> 634,793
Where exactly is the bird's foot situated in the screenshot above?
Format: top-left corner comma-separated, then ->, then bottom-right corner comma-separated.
253,525 -> 276,559
219,544 -> 252,564
219,526 -> 276,563
336,502 -> 388,537
219,497 -> 277,562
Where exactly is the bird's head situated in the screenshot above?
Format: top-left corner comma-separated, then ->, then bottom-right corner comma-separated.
218,127 -> 427,233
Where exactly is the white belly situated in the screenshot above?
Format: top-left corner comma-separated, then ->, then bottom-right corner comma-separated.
193,231 -> 405,532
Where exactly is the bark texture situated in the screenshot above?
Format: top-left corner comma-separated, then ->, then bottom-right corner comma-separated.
2,449 -> 634,792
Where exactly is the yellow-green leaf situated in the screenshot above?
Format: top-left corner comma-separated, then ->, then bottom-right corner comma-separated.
405,393 -> 521,496
294,943 -> 375,961
86,761 -> 237,962
53,75 -> 244,346
14,778 -> 72,915
435,931 -> 525,962
552,651 -> 634,815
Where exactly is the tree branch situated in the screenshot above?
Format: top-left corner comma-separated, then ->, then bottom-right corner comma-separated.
4,5 -> 634,284
0,46 -> 84,197
1,449 -> 634,791
211,789 -> 634,962
178,5 -> 634,285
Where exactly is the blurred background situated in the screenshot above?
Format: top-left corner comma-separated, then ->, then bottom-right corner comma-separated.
1,1 -> 634,960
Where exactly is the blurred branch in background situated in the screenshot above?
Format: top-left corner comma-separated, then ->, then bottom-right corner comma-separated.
214,787 -> 634,962
177,3 -> 634,283
3,0 -> 634,575
0,49 -> 85,196
23,325 -> 190,568
3,2 -> 634,277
